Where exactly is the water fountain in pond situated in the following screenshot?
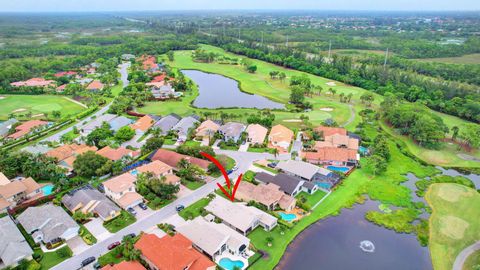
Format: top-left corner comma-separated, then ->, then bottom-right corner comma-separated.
359,240 -> 375,253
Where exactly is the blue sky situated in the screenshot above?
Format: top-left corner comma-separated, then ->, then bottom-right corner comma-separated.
1,0 -> 479,12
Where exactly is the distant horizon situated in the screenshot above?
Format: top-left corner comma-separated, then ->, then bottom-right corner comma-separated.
1,0 -> 479,13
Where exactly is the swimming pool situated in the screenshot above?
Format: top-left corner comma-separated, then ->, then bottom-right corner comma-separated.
316,182 -> 332,190
327,166 -> 350,173
41,185 -> 54,196
218,258 -> 245,270
279,212 -> 297,222
130,170 -> 138,176
359,146 -> 368,155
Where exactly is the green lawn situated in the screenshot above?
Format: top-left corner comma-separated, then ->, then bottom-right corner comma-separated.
0,95 -> 85,121
247,147 -> 275,154
103,211 -> 136,233
414,53 -> 480,65
463,250 -> 480,270
178,197 -> 211,220
182,179 -> 204,190
110,83 -> 123,97
426,183 -> 480,270
297,190 -> 328,208
39,246 -> 73,270
183,140 -> 201,147
98,246 -> 125,267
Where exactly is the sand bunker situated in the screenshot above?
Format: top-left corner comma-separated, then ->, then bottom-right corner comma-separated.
326,82 -> 337,86
32,114 -> 44,117
438,184 -> 471,202
283,119 -> 302,122
12,108 -> 27,113
439,215 -> 469,240
320,107 -> 334,112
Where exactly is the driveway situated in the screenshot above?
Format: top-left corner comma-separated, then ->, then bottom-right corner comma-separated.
132,205 -> 155,220
67,236 -> 90,255
453,241 -> 480,270
178,184 -> 193,198
238,142 -> 249,152
163,214 -> 187,228
84,218 -> 112,241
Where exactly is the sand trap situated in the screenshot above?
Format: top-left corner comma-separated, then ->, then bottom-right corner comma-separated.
13,108 -> 27,113
283,119 -> 302,122
438,184 -> 471,202
439,215 -> 469,240
32,113 -> 44,117
326,82 -> 337,86
320,107 -> 334,112
0,96 -> 5,100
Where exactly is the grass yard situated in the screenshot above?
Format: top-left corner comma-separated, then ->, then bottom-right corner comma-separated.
98,246 -> 125,267
182,179 -> 204,190
178,197 -> 211,220
297,190 -> 328,208
247,146 -> 276,154
0,95 -> 85,121
110,83 -> 123,97
103,211 -> 136,233
426,183 -> 480,270
39,246 -> 73,270
183,140 -> 201,147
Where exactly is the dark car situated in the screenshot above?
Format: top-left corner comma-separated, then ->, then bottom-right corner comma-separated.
139,202 -> 148,210
81,257 -> 95,267
124,233 -> 136,239
175,205 -> 185,212
93,262 -> 102,269
107,241 -> 121,250
267,162 -> 277,168
127,207 -> 137,215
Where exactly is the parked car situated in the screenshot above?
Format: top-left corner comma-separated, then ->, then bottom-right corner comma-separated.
139,202 -> 148,210
176,205 -> 185,212
124,233 -> 136,239
108,241 -> 121,250
127,207 -> 137,215
81,257 -> 95,267
227,169 -> 233,175
267,162 -> 277,168
93,262 -> 102,269
232,165 -> 239,171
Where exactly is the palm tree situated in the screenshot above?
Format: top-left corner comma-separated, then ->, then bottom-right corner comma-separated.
272,148 -> 279,159
452,126 -> 459,140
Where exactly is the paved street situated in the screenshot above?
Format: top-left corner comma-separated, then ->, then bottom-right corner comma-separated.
453,241 -> 480,270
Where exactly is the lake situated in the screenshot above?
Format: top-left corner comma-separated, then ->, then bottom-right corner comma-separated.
181,70 -> 285,109
276,200 -> 432,270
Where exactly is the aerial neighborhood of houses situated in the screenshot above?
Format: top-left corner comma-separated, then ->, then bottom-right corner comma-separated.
0,54 -> 365,270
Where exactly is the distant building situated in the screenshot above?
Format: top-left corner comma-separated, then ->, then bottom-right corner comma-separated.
7,120 -> 49,140
86,80 -> 105,92
10,78 -> 56,88
0,119 -> 18,138
97,146 -> 140,162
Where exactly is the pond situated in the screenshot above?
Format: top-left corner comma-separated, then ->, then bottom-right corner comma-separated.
276,200 -> 432,270
435,166 -> 480,189
181,70 -> 285,109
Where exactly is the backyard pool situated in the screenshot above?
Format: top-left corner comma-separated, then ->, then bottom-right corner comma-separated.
316,182 -> 332,190
278,212 -> 297,222
41,185 -> 54,196
359,146 -> 368,155
218,258 -> 245,270
327,166 -> 350,173
130,170 -> 138,176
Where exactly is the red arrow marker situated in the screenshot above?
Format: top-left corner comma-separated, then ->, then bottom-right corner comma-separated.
200,152 -> 242,202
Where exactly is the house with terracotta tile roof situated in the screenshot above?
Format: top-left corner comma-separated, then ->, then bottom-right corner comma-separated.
97,146 -> 139,162
150,149 -> 211,172
102,173 -> 143,209
236,181 -> 296,211
134,160 -> 180,185
102,261 -> 146,270
314,134 -> 359,150
46,144 -> 97,162
54,71 -> 77,77
10,78 -> 56,88
268,124 -> 294,151
0,177 -> 43,213
56,84 -> 67,93
134,233 -> 216,270
86,80 -> 105,91
302,147 -> 359,166
195,120 -> 220,141
129,115 -> 156,135
7,120 -> 49,140
314,126 -> 347,137
176,216 -> 250,262
246,124 -> 268,146
139,55 -> 159,73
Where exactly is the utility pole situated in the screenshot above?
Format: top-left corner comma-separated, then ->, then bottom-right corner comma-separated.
383,48 -> 389,70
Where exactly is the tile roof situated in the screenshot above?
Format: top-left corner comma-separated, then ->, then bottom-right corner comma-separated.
110,116 -> 134,132
314,134 -> 359,150
0,180 -> 27,199
314,126 -> 347,137
173,116 -> 199,138
0,119 -> 19,137
255,172 -> 304,195
10,78 -> 56,88
195,120 -> 220,138
153,114 -> 181,135
302,147 -> 358,163
0,172 -> 10,186
130,115 -> 155,132
101,261 -> 146,270
135,160 -> 173,177
46,144 -> 96,162
246,124 -> 268,145
117,192 -> 143,209
54,71 -> 77,77
134,233 -> 215,270
269,124 -> 294,144
82,114 -> 117,132
236,181 -> 295,210
86,80 -> 104,91
7,120 -> 48,139
0,216 -> 33,267
62,186 -> 120,220
150,149 -> 210,170
218,122 -> 246,138
21,177 -> 41,194
102,173 -> 137,194
97,146 -> 138,161
276,160 -> 323,180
